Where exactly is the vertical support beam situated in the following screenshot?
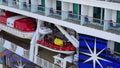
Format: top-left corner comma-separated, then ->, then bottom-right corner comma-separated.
88,6 -> 93,22
45,0 -> 52,16
69,3 -> 73,11
100,8 -> 103,23
8,0 -> 13,6
62,60 -> 67,68
32,20 -> 44,63
112,10 -> 117,22
104,9 -> 111,30
52,0 -> 56,11
19,0 -> 25,9
81,5 -> 88,25
108,40 -> 114,51
29,42 -> 35,61
38,0 -> 41,5
34,45 -> 38,63
62,2 -> 69,20
29,19 -> 41,62
31,0 -> 38,12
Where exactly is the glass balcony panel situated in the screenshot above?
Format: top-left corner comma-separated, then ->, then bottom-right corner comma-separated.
8,0 -> 13,6
37,5 -> 45,15
107,21 -> 120,34
31,4 -> 38,12
17,1 -> 30,11
64,11 -> 80,25
12,0 -> 19,8
106,49 -> 120,60
48,8 -> 61,19
83,16 -> 104,30
1,0 -> 8,5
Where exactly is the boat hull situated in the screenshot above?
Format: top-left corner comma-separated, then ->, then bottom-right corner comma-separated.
0,23 -> 34,39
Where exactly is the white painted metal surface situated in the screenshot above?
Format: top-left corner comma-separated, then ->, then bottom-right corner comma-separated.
55,25 -> 79,48
3,40 -> 12,50
36,56 -> 60,68
53,54 -> 78,68
39,27 -> 52,34
7,15 -> 26,28
15,46 -> 24,57
0,23 -> 34,39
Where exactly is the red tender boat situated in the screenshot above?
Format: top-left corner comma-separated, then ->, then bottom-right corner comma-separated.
37,38 -> 76,54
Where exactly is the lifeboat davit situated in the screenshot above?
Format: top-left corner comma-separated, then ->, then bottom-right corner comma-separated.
37,38 -> 76,54
39,27 -> 52,34
0,11 -> 36,39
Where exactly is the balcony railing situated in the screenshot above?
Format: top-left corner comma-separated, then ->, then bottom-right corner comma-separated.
107,49 -> 120,60
0,0 -> 120,35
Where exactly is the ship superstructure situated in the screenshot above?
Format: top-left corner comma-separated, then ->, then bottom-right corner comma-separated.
0,0 -> 120,68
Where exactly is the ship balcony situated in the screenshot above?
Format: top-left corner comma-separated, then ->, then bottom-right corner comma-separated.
106,49 -> 120,60
0,0 -> 120,41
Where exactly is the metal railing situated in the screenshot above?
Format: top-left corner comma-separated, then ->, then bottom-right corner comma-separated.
36,56 -> 60,68
107,49 -> 120,59
0,0 -> 120,34
36,56 -> 76,68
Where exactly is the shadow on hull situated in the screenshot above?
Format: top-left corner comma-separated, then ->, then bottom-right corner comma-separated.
0,30 -> 31,49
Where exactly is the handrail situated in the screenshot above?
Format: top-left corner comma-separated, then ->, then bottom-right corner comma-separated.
110,49 -> 120,55
108,49 -> 120,59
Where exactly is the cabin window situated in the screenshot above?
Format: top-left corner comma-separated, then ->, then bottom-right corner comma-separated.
117,11 -> 120,23
114,42 -> 120,56
93,7 -> 104,23
73,3 -> 79,18
41,0 -> 45,11
56,0 -> 61,15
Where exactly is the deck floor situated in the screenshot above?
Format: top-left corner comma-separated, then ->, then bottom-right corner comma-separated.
37,47 -> 76,68
64,18 -> 80,25
48,15 -> 61,20
83,23 -> 103,30
107,29 -> 120,35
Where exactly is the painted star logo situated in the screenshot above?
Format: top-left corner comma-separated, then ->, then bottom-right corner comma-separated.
81,39 -> 111,68
15,58 -> 25,68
